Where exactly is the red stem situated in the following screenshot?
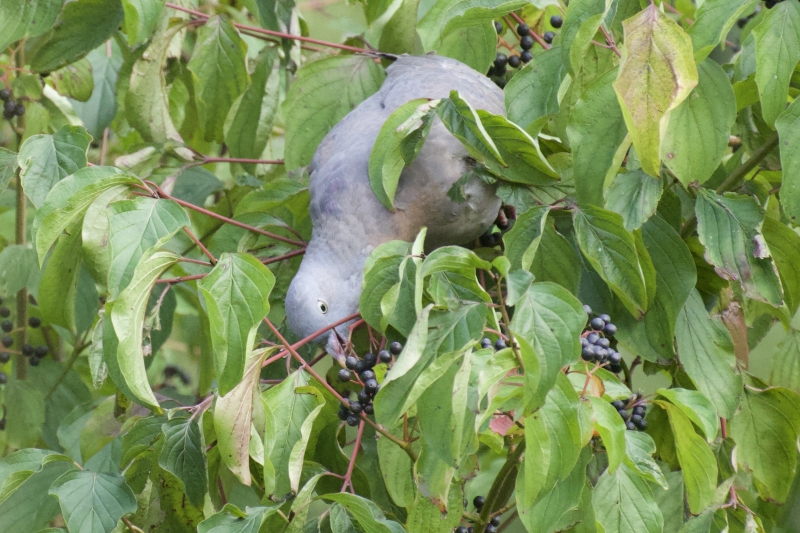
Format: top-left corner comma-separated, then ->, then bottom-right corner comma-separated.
508,12 -> 551,50
261,312 -> 361,367
156,249 -> 305,284
146,180 -> 306,248
341,421 -> 365,493
183,227 -> 217,264
197,157 -> 285,165
164,3 -> 371,54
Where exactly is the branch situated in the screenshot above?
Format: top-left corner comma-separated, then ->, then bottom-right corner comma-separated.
341,421 -> 365,493
508,13 -> 551,50
165,3 -> 372,54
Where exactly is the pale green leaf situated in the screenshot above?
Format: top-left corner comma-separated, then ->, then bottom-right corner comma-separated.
502,205 -> 550,271
592,463 -> 664,533
320,493 -> 405,533
657,388 -> 719,441
763,216 -> 800,317
772,329 -> 800,394
605,169 -> 663,231
416,0 -> 527,50
0,0 -> 63,51
689,0 -> 757,61
775,97 -> 800,225
49,471 -> 137,533
199,253 -> 275,395
71,46 -> 122,139
121,0 -> 164,46
624,431 -> 668,489
437,90 -> 504,169
590,396 -> 627,474
504,46 -> 566,131
52,58 -> 94,102
198,504 -> 279,533
613,4 -> 699,176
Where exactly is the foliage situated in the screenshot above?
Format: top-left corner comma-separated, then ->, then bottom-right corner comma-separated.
1,0 -> 800,532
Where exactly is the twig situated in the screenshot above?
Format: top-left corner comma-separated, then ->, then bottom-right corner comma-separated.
14,43 -> 27,381
599,26 -> 622,58
183,227 -> 217,264
165,3 -> 372,54
261,311 -> 361,367
193,156 -> 284,166
474,440 -> 526,533
341,420 -> 365,493
122,517 -> 145,533
508,12 -> 551,50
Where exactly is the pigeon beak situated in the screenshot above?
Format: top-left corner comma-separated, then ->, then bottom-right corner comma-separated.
326,329 -> 348,366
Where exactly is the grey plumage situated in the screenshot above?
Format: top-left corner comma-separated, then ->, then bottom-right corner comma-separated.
285,55 -> 504,344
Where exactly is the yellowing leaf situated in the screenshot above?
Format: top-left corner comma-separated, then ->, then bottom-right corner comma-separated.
613,4 -> 698,177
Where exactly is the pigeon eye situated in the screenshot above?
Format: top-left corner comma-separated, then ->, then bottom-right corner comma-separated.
317,300 -> 328,314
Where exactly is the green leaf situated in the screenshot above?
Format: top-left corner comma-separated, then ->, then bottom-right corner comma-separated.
510,282 -> 586,408
623,431 -> 668,489
199,253 -> 275,395
18,126 -> 91,209
695,189 -> 783,306
689,0 -> 756,61
287,386 -> 326,493
763,216 -> 800,319
159,417 -> 207,507
661,59 -> 737,186
477,109 -> 559,185
214,347 -> 276,486
416,0 -> 527,49
49,471 -> 136,533
110,250 -> 179,408
0,245 -> 41,296
121,0 -> 163,45
52,58 -> 94,102
605,169 -> 663,231
360,244 -> 411,333
29,0 -> 125,73
126,23 -> 190,149
106,197 -> 189,298
0,459 -> 74,533
775,97 -> 800,225
437,91 -> 504,169
502,205 -> 550,271
369,98 -> 435,210
519,375 -> 583,506
320,493 -> 405,533
657,388 -> 719,442
592,464 -> 664,533
188,16 -> 249,142
198,504 -> 278,533
378,0 -> 423,55
675,290 -> 742,419
504,46 -> 566,132
566,69 -> 628,206
38,220 -> 82,330
224,51 -> 280,174
573,205 -> 649,317
0,0 -> 63,52
71,46 -> 122,139
659,401 -> 718,513
283,55 -> 385,169
121,415 -> 168,466
436,22 -> 495,74
752,0 -> 800,126
529,219 -> 581,294
589,396 -> 627,474
0,147 -> 15,195
613,4 -> 698,177
772,329 -> 800,393
559,0 -> 607,73
5,381 -> 46,449
730,387 -> 800,503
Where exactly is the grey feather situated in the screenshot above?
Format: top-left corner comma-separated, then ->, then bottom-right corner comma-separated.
285,55 -> 504,344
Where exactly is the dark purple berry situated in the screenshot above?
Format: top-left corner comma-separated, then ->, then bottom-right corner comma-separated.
473,495 -> 485,509
0,89 -> 9,101
520,50 -> 533,63
625,421 -> 635,431
338,368 -> 352,382
490,517 -> 501,526
3,100 -> 14,113
364,352 -> 377,368
633,405 -> 646,417
0,352 -> 8,364
494,53 -> 508,68
34,345 -> 48,357
583,304 -> 592,315
597,337 -> 610,348
0,321 -> 11,333
494,338 -> 507,351
389,341 -> 403,355
379,350 -> 392,363
338,407 -> 349,421
364,404 -> 374,415
22,344 -> 33,356
2,108 -> 13,120
0,372 -> 6,384
486,526 -> 497,533
346,415 -> 359,426
517,23 -> 530,36
494,21 -> 503,34
609,363 -> 622,374
550,15 -> 563,28
481,338 -> 492,349
590,317 -> 605,331
14,103 -> 24,116
520,35 -> 534,50
599,314 -> 611,323
358,389 -> 370,403
609,351 -> 622,365
637,419 -> 647,430
611,400 -> 625,410
1,336 -> 12,348
618,409 -> 630,421
456,527 -> 468,533
604,323 -> 617,336
586,332 -> 600,344
350,401 -> 363,414
0,307 -> 9,318
28,316 -> 40,328
365,379 -> 379,393
354,360 -> 366,374
543,31 -> 555,44
29,356 -> 40,367
508,54 -> 521,68
631,414 -> 643,426
345,356 -> 358,370
360,369 -> 375,381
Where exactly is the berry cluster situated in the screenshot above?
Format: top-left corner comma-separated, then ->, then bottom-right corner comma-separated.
579,305 -> 622,374
479,206 -> 517,248
0,298 -> 48,371
488,16 -> 563,88
336,341 -> 402,425
612,397 -> 647,431
0,89 -> 25,121
454,496 -> 502,533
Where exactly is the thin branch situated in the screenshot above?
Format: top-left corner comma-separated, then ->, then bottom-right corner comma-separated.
341,421 -> 365,493
508,12 -> 551,50
599,26 -> 622,58
261,311 -> 361,367
183,227 -> 217,265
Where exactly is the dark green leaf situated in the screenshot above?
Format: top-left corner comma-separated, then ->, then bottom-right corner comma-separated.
198,504 -> 279,533
689,0 -> 756,61
502,206 -> 550,272
320,493 -> 405,533
592,464 -> 664,533
772,329 -> 800,393
121,0 -> 164,45
504,46 -> 566,132
437,91 -> 504,169
159,417 -> 207,507
29,0 -> 125,73
71,45 -> 122,139
283,56 -> 385,169
0,0 -> 63,51
49,471 -> 137,533
775,97 -> 800,224
590,396 -> 627,474
605,169 -> 663,231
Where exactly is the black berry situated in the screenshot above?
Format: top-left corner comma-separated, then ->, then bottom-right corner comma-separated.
583,304 -> 592,315
604,323 -> 617,336
0,307 -> 9,318
480,232 -> 495,247
481,338 -> 492,349
590,317 -> 605,331
609,351 -> 622,365
599,314 -> 611,323
363,352 -> 377,368
360,369 -> 376,381
631,414 -> 643,426
22,344 -> 33,356
338,406 -> 350,421
2,109 -> 13,121
637,419 -> 647,430
618,409 -> 630,421
625,421 -> 636,431
520,35 -> 534,50
350,401 -> 363,414
338,368 -> 352,382
364,404 -> 374,415
0,89 -> 9,101
494,338 -> 507,351
586,332 -> 600,344
473,495 -> 485,509
543,31 -> 555,44
490,517 -> 501,526
494,21 -> 503,34
486,526 -> 497,533
389,341 -> 403,355
520,50 -> 533,63
596,337 -> 610,348
456,527 -> 468,533
14,103 -> 24,116
358,389 -> 370,403
609,363 -> 622,374
550,15 -> 563,28
345,356 -> 358,370
346,415 -> 360,426
0,419 -> 5,430
517,23 -> 530,36
365,379 -> 379,393
1,336 -> 12,348
0,352 -> 8,364
0,321 -> 11,333
28,316 -> 40,328
508,55 -> 521,68
494,53 -> 508,68
34,345 -> 48,357
0,372 -> 6,384
633,405 -> 646,417
3,100 -> 14,114
379,350 -> 392,363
